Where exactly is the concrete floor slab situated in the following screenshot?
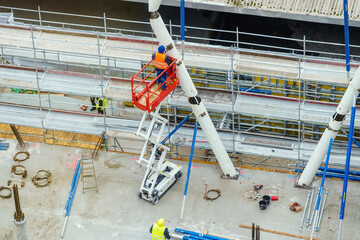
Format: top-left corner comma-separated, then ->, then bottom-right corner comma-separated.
0,139 -> 360,239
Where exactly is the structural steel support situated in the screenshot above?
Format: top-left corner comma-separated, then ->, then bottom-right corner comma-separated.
148,0 -> 237,177
10,124 -> 25,149
298,66 -> 360,186
13,184 -> 28,240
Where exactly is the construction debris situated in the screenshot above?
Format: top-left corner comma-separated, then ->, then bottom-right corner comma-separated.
204,189 -> 221,201
104,158 -> 124,168
11,164 -> 27,178
245,184 -> 263,201
13,151 -> 30,162
0,186 -> 12,199
32,170 -> 51,187
289,202 -> 302,213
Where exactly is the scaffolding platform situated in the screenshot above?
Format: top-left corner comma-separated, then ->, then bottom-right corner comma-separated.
1,9 -> 360,169
0,25 -> 355,86
0,102 -> 359,167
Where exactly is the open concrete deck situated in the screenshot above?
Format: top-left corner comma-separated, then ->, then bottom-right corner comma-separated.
0,139 -> 359,239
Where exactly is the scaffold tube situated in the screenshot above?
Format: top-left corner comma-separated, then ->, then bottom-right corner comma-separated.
310,138 -> 333,239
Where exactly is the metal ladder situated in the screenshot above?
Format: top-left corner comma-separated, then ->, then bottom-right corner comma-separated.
80,154 -> 98,194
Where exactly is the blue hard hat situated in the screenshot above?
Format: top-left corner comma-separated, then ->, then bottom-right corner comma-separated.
158,45 -> 165,53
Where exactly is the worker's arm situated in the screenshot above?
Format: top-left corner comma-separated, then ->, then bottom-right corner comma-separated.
152,53 -> 156,60
164,227 -> 171,239
149,224 -> 153,234
165,55 -> 171,65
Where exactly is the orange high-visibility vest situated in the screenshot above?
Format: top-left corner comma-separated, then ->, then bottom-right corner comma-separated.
153,52 -> 168,69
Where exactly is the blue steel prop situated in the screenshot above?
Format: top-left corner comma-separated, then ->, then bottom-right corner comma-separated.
61,159 -> 82,238
161,115 -> 191,145
179,122 -> 197,223
180,0 -> 185,59
318,166 -> 360,176
294,169 -> 360,182
181,0 -> 185,41
338,97 -> 356,240
316,172 -> 360,182
64,160 -> 81,213
343,0 -> 351,80
351,138 -> 360,148
184,122 -> 197,196
175,228 -> 228,240
65,164 -> 81,216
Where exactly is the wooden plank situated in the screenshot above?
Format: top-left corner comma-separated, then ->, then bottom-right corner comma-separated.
239,224 -> 320,240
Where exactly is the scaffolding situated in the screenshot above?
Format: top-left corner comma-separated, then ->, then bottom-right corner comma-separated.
1,6 -> 360,171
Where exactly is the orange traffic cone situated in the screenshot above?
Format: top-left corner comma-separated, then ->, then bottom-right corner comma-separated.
80,104 -> 87,111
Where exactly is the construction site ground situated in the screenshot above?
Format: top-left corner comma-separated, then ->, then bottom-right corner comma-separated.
1,139 -> 360,240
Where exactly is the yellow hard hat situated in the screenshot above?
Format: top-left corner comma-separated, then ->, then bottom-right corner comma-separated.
157,218 -> 165,227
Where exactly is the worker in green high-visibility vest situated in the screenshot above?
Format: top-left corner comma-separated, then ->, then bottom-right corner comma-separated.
96,98 -> 107,114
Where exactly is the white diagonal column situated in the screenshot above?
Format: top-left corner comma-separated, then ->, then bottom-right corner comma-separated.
298,66 -> 360,186
148,1 -> 236,177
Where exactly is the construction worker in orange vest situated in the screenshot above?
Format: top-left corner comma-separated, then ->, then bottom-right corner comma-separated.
149,218 -> 171,240
152,45 -> 171,90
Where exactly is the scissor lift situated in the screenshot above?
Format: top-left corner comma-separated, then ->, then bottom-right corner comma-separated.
135,106 -> 182,204
131,57 -> 182,204
131,56 -> 179,113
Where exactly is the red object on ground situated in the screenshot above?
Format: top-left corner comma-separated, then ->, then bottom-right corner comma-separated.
271,196 -> 279,201
131,56 -> 179,113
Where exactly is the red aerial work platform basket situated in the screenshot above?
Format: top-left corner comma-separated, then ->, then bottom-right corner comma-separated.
131,56 -> 179,113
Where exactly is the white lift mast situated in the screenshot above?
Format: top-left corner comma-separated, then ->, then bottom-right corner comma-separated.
136,106 -> 182,204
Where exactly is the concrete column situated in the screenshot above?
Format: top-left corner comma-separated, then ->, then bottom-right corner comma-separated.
149,10 -> 237,177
